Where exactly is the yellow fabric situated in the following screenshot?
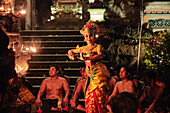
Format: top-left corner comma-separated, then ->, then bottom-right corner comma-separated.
76,44 -> 110,92
86,62 -> 110,92
75,44 -> 102,55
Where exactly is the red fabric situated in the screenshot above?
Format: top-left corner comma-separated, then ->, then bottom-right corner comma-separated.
85,86 -> 108,113
36,110 -> 42,113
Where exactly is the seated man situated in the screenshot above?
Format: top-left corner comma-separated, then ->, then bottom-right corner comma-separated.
138,70 -> 164,113
35,65 -> 70,113
108,67 -> 135,101
58,65 -> 70,85
72,67 -> 86,94
132,75 -> 144,99
107,67 -> 135,112
70,67 -> 87,112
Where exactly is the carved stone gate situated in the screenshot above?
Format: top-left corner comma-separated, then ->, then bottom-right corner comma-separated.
34,0 -> 86,30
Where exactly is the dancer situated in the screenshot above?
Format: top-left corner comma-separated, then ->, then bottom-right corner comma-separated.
67,20 -> 110,113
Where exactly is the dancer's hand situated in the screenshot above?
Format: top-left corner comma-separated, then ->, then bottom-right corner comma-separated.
67,54 -> 75,60
67,50 -> 75,60
77,49 -> 87,60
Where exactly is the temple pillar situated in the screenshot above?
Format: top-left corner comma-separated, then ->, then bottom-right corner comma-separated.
25,0 -> 31,30
31,0 -> 36,30
25,0 -> 36,30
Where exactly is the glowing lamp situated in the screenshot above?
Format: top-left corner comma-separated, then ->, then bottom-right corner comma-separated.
88,8 -> 106,22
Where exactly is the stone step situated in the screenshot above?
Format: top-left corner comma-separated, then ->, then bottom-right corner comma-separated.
21,35 -> 84,41
30,52 -> 109,61
30,54 -> 70,61
23,40 -> 86,47
28,60 -> 85,68
31,47 -> 75,54
30,54 -> 83,61
27,68 -> 83,77
20,30 -> 81,36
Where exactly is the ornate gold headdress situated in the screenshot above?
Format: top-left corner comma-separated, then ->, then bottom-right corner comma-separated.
80,20 -> 99,37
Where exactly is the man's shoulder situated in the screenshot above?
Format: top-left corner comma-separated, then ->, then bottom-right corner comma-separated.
116,80 -> 133,85
43,77 -> 51,82
116,81 -> 122,84
127,80 -> 134,84
41,77 -> 50,84
43,77 -> 49,81
115,81 -> 122,87
58,76 -> 68,82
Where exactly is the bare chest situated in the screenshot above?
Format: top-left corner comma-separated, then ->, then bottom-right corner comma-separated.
46,80 -> 63,91
117,82 -> 132,93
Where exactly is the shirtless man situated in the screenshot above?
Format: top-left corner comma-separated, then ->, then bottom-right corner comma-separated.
108,67 -> 135,100
70,67 -> 87,112
35,65 -> 70,112
107,67 -> 135,112
58,65 -> 70,85
138,70 -> 164,113
72,67 -> 86,93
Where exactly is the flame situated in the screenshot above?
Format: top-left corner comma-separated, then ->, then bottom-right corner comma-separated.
0,7 -> 4,11
20,10 -> 26,14
15,64 -> 23,73
26,47 -> 29,51
30,47 -> 36,52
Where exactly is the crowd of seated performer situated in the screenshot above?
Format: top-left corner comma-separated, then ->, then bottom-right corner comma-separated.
33,64 -> 168,113
107,67 -> 168,113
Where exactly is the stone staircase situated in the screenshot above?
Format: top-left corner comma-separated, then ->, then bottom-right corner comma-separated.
20,30 -> 110,96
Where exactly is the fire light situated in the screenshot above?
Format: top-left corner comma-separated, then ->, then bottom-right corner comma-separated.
20,10 -> 26,15
15,64 -> 23,73
26,47 -> 29,51
0,7 -> 4,11
31,47 -> 36,52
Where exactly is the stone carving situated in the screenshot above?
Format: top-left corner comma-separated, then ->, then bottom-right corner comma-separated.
51,0 -> 82,20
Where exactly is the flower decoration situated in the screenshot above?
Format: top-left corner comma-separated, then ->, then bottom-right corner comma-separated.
80,20 -> 100,37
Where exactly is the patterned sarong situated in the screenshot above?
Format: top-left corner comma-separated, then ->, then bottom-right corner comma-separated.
85,85 -> 108,113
